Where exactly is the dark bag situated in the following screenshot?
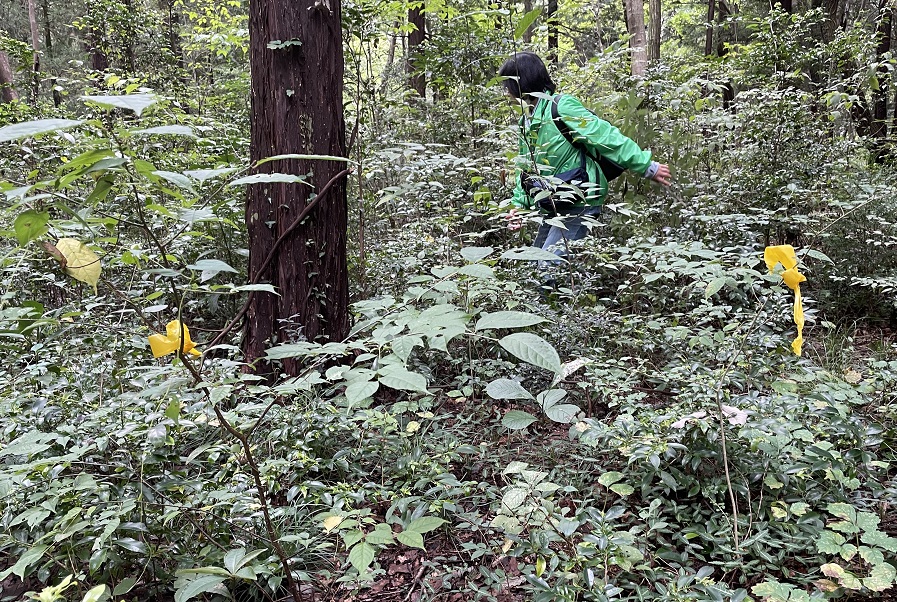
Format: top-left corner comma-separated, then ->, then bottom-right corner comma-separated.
551,95 -> 626,182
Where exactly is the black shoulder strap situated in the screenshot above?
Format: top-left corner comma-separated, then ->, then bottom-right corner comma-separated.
551,94 -> 626,181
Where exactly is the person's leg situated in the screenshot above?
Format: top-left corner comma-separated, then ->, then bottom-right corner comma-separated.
540,206 -> 602,257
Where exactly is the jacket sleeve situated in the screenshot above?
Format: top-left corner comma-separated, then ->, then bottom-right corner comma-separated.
556,94 -> 653,175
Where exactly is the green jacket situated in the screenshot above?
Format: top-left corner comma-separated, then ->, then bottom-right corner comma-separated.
511,93 -> 653,209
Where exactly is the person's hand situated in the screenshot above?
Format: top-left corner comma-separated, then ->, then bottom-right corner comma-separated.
507,208 -> 523,231
651,163 -> 672,187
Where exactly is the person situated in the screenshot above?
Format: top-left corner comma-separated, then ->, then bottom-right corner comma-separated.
498,52 -> 671,260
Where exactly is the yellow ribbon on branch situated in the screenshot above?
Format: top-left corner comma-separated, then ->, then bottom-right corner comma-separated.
764,245 -> 807,356
149,320 -> 202,358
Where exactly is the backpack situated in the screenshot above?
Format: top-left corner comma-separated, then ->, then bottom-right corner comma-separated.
551,94 -> 626,182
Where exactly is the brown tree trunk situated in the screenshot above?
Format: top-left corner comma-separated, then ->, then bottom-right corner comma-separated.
648,0 -> 661,63
41,0 -> 52,54
244,0 -> 349,377
0,52 -> 19,103
871,0 -> 891,161
704,0 -> 716,56
624,0 -> 647,75
407,3 -> 425,97
547,0 -> 558,64
523,0 -> 534,43
26,0 -> 41,100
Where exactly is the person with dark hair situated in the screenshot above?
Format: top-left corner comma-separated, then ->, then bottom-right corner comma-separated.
498,52 -> 670,261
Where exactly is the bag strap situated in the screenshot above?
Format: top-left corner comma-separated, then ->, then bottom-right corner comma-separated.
551,94 -> 625,181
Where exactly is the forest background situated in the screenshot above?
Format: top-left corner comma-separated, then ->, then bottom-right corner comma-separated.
2,0 -> 897,600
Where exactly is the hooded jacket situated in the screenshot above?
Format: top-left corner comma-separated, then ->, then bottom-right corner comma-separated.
511,93 -> 654,209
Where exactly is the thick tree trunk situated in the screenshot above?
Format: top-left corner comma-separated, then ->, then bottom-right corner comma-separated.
244,0 -> 349,376
648,0 -> 661,63
547,0 -> 558,63
26,0 -> 40,100
624,0 -> 647,75
0,52 -> 19,103
407,3 -> 425,97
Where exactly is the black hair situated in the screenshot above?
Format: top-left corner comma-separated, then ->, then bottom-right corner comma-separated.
497,52 -> 556,100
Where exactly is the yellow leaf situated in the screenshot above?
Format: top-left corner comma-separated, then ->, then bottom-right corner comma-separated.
55,238 -> 101,293
322,515 -> 343,533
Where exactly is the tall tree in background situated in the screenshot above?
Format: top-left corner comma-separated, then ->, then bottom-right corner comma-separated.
26,0 -> 40,100
407,2 -> 425,96
624,0 -> 647,75
871,0 -> 891,160
0,52 -> 18,103
523,0 -> 534,43
243,0 -> 349,376
648,0 -> 661,62
546,0 -> 558,63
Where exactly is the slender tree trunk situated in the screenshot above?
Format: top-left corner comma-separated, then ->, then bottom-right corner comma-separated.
624,0 -> 647,75
407,3 -> 425,97
41,0 -> 52,54
26,0 -> 41,101
0,52 -> 19,103
871,0 -> 891,161
244,0 -> 349,376
648,0 -> 661,63
547,0 -> 558,64
704,0 -> 716,56
523,0 -> 534,43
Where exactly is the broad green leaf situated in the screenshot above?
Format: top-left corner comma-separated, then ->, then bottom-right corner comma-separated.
407,517 -> 446,534
458,263 -> 495,279
345,380 -> 379,405
184,168 -> 239,182
514,8 -> 542,40
485,378 -> 533,400
0,118 -> 83,143
501,246 -> 567,262
475,311 -> 547,331
81,584 -> 108,602
751,580 -> 796,601
502,410 -> 538,430
113,578 -> 137,596
817,530 -> 845,554
174,575 -> 227,602
255,153 -> 354,166
366,524 -> 395,545
544,403 -> 579,423
54,238 -> 101,293
861,529 -> 897,552
154,170 -> 195,191
598,472 -> 624,487
378,367 -> 429,394
705,276 -> 727,298
187,259 -> 238,275
82,93 -> 158,116
501,487 -> 528,510
134,125 -> 195,137
391,335 -> 422,362
610,483 -> 634,496
537,389 -> 567,409
114,537 -> 147,554
827,502 -> 857,523
499,333 -> 562,373
804,249 -> 834,263
14,210 -> 50,246
348,542 -> 376,573
396,531 -> 424,549
233,284 -> 279,295
460,246 -> 494,262
11,544 -> 47,578
1,431 -> 53,457
229,173 -> 309,186
165,400 -> 180,421
864,562 -> 896,592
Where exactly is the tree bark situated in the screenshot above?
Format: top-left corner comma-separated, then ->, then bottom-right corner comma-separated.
407,3 -> 425,97
547,0 -> 558,64
704,0 -> 716,56
523,0 -> 534,43
648,0 -> 661,63
26,0 -> 41,100
624,0 -> 647,75
0,52 -> 19,103
244,0 -> 349,377
871,0 -> 891,160
41,0 -> 52,54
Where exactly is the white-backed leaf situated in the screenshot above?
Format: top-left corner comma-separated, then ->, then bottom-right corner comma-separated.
476,311 -> 547,331
184,168 -> 239,182
345,380 -> 379,405
502,410 -> 538,430
501,247 -> 567,262
0,119 -> 83,143
458,263 -> 495,279
233,284 -> 279,295
82,94 -> 158,116
255,153 -> 354,166
229,173 -> 308,186
544,403 -> 580,423
486,378 -> 533,400
154,170 -> 195,191
82,585 -> 108,602
460,246 -> 494,262
705,277 -> 727,298
499,333 -> 562,373
378,367 -> 429,394
187,259 -> 238,274
133,125 -> 195,137
537,389 -> 567,409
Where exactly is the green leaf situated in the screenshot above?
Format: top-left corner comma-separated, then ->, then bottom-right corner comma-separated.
174,575 -> 227,602
543,403 -> 579,423
396,531 -> 425,549
154,170 -> 195,191
0,118 -> 83,143
187,259 -> 238,282
475,311 -> 547,331
827,502 -> 857,523
501,246 -> 567,262
861,529 -> 897,552
165,400 -> 180,421
502,487 -> 528,511
817,530 -> 845,554
348,542 -> 376,573
378,367 -> 429,394
460,246 -> 494,262
184,168 -> 239,182
501,410 -> 538,430
537,389 -> 567,409
610,483 -> 634,496
514,8 -> 542,39
14,210 -> 50,246
82,93 -> 158,116
133,125 -> 195,137
229,173 -> 309,186
391,335 -> 423,362
864,562 -> 896,592
407,517 -> 446,534
366,524 -> 395,545
485,378 -> 533,400
458,263 -> 495,279
82,584 -> 108,602
345,380 -> 379,405
598,472 -> 624,487
499,333 -> 562,373
114,537 -> 147,554
0,431 -> 53,458
705,276 -> 728,298
113,578 -> 137,596
10,544 -> 47,578
254,153 -> 354,166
